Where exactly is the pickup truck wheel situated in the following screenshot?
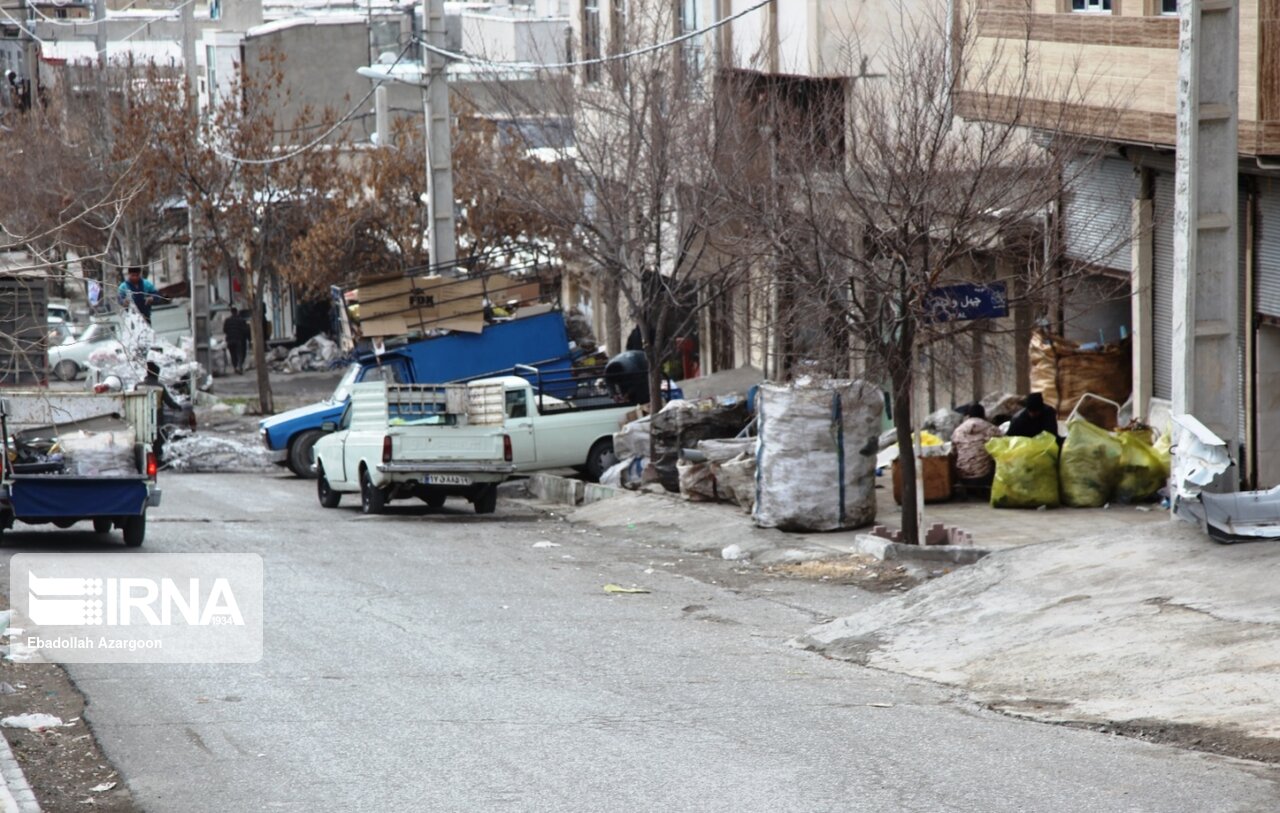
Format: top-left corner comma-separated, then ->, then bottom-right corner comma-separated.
360,470 -> 387,515
53,360 -> 80,382
122,513 -> 145,547
287,430 -> 325,479
473,485 -> 497,515
584,438 -> 617,483
93,518 -> 113,534
317,467 -> 341,508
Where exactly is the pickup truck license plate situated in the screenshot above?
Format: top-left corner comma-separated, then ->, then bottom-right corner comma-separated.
425,474 -> 471,486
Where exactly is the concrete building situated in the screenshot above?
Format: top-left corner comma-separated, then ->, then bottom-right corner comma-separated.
958,0 -> 1280,487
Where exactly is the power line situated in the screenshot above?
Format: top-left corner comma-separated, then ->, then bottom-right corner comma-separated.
417,0 -> 773,70
27,1 -> 181,29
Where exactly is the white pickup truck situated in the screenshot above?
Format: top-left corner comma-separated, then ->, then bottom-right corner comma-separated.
311,374 -> 630,514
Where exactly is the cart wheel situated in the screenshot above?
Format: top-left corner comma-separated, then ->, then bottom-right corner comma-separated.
93,518 -> 112,534
122,513 -> 145,547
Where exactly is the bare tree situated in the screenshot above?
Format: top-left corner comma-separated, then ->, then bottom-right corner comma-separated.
133,51 -> 345,414
464,4 -> 764,427
726,6 -> 1118,543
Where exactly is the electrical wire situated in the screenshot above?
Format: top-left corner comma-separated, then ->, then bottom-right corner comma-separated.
27,0 -> 184,29
94,0 -> 199,55
208,39 -> 414,166
416,0 -> 773,71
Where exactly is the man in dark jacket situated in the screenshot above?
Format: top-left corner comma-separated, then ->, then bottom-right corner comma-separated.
1007,392 -> 1060,440
223,308 -> 250,374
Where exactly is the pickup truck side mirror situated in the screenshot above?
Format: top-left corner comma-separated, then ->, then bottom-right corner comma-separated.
320,422 -> 337,432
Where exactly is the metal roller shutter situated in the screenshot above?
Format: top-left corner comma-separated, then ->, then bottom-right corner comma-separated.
1256,184 -> 1280,318
1152,175 -> 1174,400
1064,157 -> 1137,273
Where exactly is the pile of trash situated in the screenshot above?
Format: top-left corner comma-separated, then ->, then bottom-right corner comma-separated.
257,334 -> 343,374
162,434 -> 277,472
85,311 -> 209,392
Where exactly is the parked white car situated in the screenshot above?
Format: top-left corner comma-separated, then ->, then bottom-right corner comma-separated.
312,375 -> 629,514
47,322 -> 123,381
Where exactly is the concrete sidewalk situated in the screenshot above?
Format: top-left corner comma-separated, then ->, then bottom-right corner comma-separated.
552,477 -> 1280,762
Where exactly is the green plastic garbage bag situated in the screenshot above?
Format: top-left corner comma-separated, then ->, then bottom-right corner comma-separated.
1059,419 -> 1123,507
1116,429 -> 1169,503
986,431 -> 1061,509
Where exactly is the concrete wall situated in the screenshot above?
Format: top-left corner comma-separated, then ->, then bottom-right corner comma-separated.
243,19 -> 369,130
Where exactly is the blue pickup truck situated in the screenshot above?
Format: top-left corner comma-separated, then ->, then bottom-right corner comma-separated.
260,310 -> 580,477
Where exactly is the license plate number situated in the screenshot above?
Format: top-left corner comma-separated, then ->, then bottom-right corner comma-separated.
425,474 -> 471,486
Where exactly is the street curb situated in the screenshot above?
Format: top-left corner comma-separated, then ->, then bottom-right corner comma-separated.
526,473 -> 622,506
0,730 -> 40,813
852,534 -> 990,565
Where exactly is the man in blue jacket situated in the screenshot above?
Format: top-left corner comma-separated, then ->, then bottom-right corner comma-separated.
117,266 -> 158,323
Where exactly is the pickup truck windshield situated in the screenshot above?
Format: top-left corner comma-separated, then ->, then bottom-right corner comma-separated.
331,364 -> 360,402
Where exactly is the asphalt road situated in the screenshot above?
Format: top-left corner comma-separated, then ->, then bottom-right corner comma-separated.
3,472 -> 1278,812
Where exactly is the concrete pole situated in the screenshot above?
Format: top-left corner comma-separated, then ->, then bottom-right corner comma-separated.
422,0 -> 456,270
182,0 -> 211,373
374,85 -> 389,146
93,0 -> 106,65
1172,0 -> 1239,466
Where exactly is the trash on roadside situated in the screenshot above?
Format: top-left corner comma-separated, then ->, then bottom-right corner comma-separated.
1,712 -> 67,730
1170,414 -> 1280,543
603,584 -> 650,594
163,435 -> 277,472
986,431 -> 1060,508
1115,427 -> 1170,503
531,541 -> 560,548
1059,419 -> 1123,507
721,543 -> 746,560
754,378 -> 882,531
613,416 -> 651,460
601,455 -> 646,490
1029,331 -> 1131,428
922,409 -> 963,442
90,782 -> 118,793
650,395 -> 750,493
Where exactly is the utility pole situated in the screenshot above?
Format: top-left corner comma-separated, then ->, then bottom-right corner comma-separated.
1172,0 -> 1239,483
421,0 -> 456,269
93,0 -> 106,64
181,0 -> 211,373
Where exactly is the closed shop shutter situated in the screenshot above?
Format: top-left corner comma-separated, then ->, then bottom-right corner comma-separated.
1256,183 -> 1280,318
1152,175 -> 1175,400
1064,157 -> 1137,273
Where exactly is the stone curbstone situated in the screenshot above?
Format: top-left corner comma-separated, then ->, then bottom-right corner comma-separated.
527,473 -> 585,506
0,728 -> 41,813
853,534 -> 990,565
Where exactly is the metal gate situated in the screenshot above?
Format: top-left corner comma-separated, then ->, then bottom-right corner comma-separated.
1256,183 -> 1280,318
1063,157 -> 1137,273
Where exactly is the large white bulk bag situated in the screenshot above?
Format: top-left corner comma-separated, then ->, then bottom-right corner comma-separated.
754,379 -> 882,531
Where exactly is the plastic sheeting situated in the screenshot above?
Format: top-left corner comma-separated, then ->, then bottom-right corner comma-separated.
753,379 -> 881,532
650,396 -> 750,493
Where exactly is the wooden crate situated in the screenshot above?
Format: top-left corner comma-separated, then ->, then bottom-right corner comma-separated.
891,455 -> 953,504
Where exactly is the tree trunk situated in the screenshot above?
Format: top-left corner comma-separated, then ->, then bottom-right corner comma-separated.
603,274 -> 622,356
249,267 -> 275,415
890,346 -> 919,546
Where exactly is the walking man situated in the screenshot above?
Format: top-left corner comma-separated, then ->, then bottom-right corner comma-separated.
224,308 -> 250,375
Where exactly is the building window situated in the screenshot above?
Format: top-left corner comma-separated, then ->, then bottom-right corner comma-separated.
1071,0 -> 1112,11
678,0 -> 703,89
582,0 -> 601,84
1161,0 -> 1177,13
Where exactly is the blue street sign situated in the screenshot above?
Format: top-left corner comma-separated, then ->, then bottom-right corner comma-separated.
925,282 -> 1008,322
